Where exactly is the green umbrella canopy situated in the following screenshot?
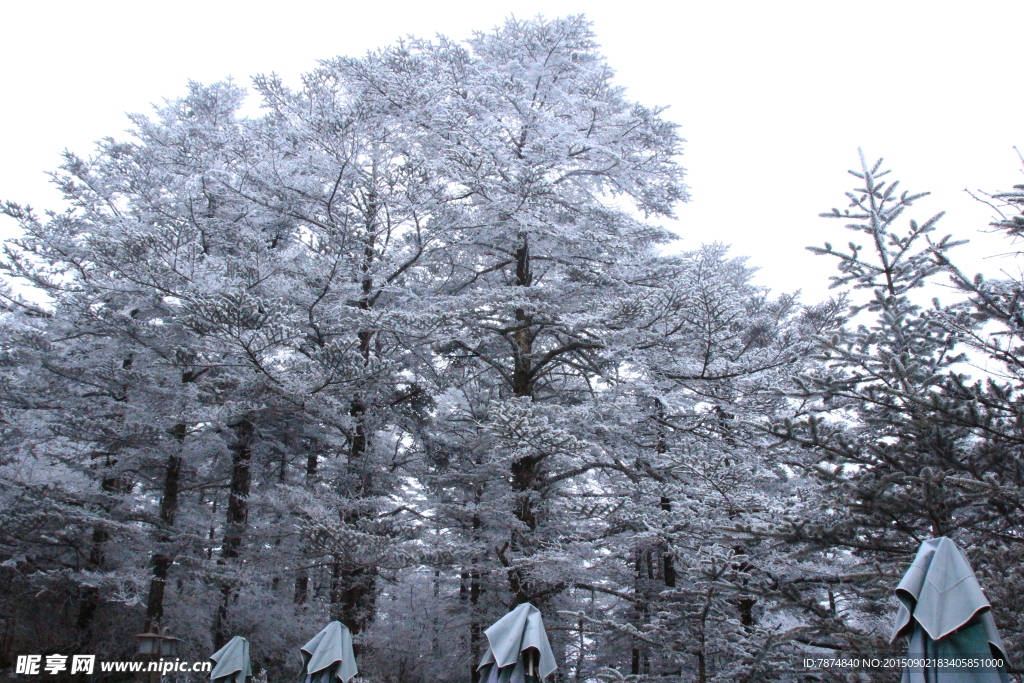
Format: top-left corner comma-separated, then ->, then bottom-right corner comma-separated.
478,603 -> 557,681
209,636 -> 252,683
300,621 -> 358,683
890,537 -> 1010,683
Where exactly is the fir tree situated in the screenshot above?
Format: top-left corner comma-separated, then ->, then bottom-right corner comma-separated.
771,153 -> 1024,677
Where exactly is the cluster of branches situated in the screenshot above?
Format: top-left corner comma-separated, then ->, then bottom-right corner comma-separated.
764,152 -> 1024,682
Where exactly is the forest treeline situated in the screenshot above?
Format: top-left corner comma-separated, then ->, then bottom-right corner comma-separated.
1,16 -> 1023,683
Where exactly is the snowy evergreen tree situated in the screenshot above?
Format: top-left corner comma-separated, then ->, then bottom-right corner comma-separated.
318,17 -> 696,681
0,78 -> 424,675
770,153 -> 1024,680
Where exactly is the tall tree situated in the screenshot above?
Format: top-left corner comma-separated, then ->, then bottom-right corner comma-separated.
769,153 -> 1024,677
0,14 -> 859,683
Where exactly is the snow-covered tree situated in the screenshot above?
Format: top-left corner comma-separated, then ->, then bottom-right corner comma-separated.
769,153 -> 1024,680
317,16 -> 694,681
0,14 -> 838,683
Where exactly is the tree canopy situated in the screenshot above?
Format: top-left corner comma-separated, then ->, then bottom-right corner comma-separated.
0,15 -> 1022,683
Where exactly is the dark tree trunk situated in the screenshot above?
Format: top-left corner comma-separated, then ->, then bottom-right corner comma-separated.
505,233 -> 543,604
144,554 -> 173,632
731,546 -> 756,630
661,496 -> 677,588
629,406 -> 675,674
143,442 -> 181,631
160,424 -> 184,525
328,227 -> 381,632
75,522 -> 108,639
461,565 -> 483,683
461,488 -> 484,683
330,558 -> 343,617
329,387 -> 379,635
294,575 -> 309,605
431,570 -> 441,657
143,370 -> 194,632
294,446 -> 319,605
222,419 -> 254,560
213,584 -> 233,650
77,465 -> 121,639
213,417 -> 254,649
79,351 -> 133,640
333,564 -> 377,636
655,401 -> 677,589
737,598 -> 756,628
511,234 -> 534,399
630,549 -> 653,676
507,453 -> 540,605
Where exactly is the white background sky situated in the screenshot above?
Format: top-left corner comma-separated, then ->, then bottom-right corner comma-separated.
2,0 -> 1021,303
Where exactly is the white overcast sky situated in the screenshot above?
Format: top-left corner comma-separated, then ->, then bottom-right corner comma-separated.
2,0 -> 1021,303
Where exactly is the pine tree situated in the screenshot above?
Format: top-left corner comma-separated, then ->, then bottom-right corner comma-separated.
567,245 -> 836,682
770,153 -> 1024,675
323,16 -> 691,679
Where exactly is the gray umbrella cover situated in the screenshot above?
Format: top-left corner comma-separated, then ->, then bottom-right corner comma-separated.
300,621 -> 358,683
209,635 -> 252,683
477,603 -> 557,683
890,537 -> 1010,683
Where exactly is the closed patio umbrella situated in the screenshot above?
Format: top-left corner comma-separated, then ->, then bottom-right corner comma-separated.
478,603 -> 557,683
890,537 -> 1010,683
299,621 -> 358,683
209,636 -> 252,683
